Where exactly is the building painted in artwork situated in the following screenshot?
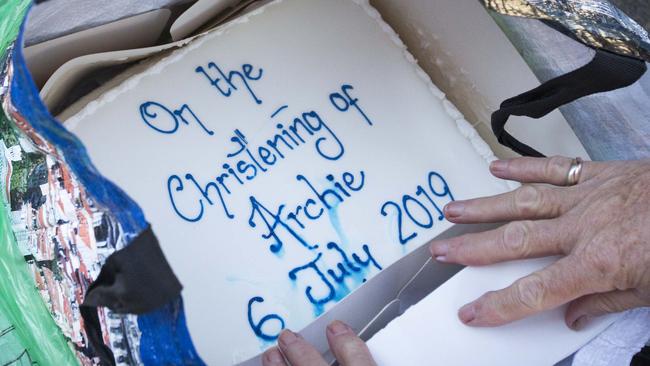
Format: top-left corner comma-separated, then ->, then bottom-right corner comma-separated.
1,120 -> 141,365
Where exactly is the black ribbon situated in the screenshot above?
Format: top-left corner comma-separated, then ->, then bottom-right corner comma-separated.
491,49 -> 647,157
81,226 -> 182,366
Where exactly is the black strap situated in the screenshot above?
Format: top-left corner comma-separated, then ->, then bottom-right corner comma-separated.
491,49 -> 647,157
81,225 -> 182,366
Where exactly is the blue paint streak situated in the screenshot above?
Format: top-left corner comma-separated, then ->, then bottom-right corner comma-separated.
138,297 -> 205,366
326,201 -> 350,249
10,19 -> 204,365
11,20 -> 146,238
312,184 -> 378,315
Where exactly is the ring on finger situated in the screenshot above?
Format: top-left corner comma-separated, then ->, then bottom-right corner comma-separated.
566,157 -> 583,186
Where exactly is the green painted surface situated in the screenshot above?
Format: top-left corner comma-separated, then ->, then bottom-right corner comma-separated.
0,0 -> 29,56
0,116 -> 79,365
0,1 -> 78,365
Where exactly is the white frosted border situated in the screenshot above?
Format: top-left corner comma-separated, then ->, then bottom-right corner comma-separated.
64,2 -> 273,129
350,0 -> 500,166
65,0 -> 502,171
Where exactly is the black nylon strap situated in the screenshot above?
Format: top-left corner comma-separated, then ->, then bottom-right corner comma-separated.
491,49 -> 647,157
81,226 -> 182,366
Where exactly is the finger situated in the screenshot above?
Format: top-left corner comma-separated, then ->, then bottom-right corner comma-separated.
326,321 -> 376,366
458,256 -> 598,327
565,290 -> 650,330
444,185 -> 570,223
489,156 -> 601,186
277,330 -> 328,366
430,219 -> 572,265
263,347 -> 289,366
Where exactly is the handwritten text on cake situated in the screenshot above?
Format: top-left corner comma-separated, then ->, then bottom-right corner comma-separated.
138,61 -> 455,342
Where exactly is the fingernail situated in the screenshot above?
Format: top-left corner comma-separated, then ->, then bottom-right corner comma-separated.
328,320 -> 352,336
459,303 -> 476,324
263,348 -> 285,365
430,242 -> 449,258
490,160 -> 507,173
278,329 -> 299,347
571,315 -> 591,331
444,203 -> 465,218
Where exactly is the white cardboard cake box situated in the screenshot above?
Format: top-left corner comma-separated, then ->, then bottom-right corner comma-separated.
23,1 -> 604,365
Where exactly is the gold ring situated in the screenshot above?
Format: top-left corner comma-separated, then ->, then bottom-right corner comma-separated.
566,157 -> 583,186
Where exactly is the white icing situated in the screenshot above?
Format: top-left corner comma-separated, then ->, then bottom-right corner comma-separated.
66,0 -> 492,168
64,0 -> 513,363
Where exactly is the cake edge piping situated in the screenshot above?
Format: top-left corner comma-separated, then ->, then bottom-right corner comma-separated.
64,0 -> 505,175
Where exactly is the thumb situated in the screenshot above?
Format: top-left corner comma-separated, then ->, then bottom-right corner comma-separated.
566,289 -> 649,330
326,321 -> 376,366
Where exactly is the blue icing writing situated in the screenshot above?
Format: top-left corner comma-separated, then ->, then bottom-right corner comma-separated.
247,297 -> 285,341
285,199 -> 324,229
140,101 -> 214,136
140,61 -> 382,340
271,105 -> 288,118
288,252 -> 334,305
195,62 -> 264,105
302,111 -> 345,161
326,242 -> 360,279
246,170 -> 373,321
167,172 -> 235,223
381,171 -> 455,245
167,175 -> 205,222
296,171 -> 365,210
248,196 -> 318,253
166,106 -> 351,222
248,170 -> 365,253
288,241 -> 382,310
351,244 -> 383,271
326,172 -> 364,248
329,84 -> 374,126
235,107 -> 345,162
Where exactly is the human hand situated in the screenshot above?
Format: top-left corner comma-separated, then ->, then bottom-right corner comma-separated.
262,320 -> 376,366
429,156 -> 650,329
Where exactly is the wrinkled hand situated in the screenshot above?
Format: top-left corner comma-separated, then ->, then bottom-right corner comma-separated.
262,321 -> 376,366
430,156 -> 650,329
